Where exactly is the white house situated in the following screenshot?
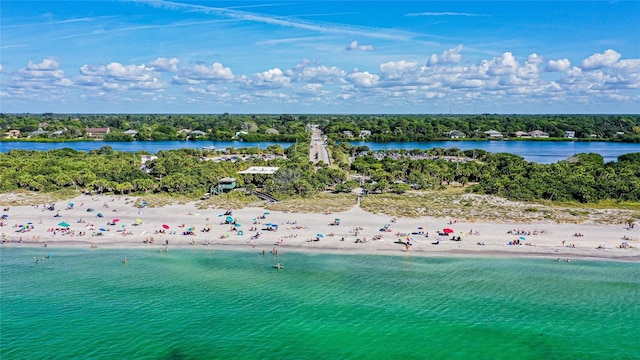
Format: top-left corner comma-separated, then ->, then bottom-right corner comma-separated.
564,131 -> 575,138
359,130 -> 372,139
447,130 -> 466,139
484,130 -> 503,138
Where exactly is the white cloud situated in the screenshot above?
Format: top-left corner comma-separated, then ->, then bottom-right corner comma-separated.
526,54 -> 543,64
172,62 -> 235,85
287,60 -> 346,83
346,40 -> 374,51
348,71 -> 379,87
546,58 -> 571,72
147,57 -> 180,72
25,58 -> 60,71
2,48 -> 639,113
487,52 -> 519,75
106,63 -> 155,81
379,60 -> 420,82
241,68 -> 291,89
18,58 -> 65,79
581,49 -> 621,70
427,45 -> 463,66
0,64 -> 4,73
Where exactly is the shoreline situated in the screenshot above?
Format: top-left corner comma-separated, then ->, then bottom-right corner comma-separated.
2,194 -> 638,262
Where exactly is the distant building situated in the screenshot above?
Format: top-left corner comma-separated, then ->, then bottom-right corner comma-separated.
31,128 -> 49,137
234,131 -> 248,139
3,130 -> 20,139
265,128 -> 280,135
359,130 -> 372,139
447,130 -> 466,139
615,131 -> 625,136
513,131 -> 531,138
484,130 -> 503,138
124,130 -> 138,137
343,131 -> 354,138
86,127 -> 110,139
190,130 -> 207,138
564,131 -> 575,138
529,130 -> 549,138
140,155 -> 158,164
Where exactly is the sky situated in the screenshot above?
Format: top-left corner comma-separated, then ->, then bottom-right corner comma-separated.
1,0 -> 639,114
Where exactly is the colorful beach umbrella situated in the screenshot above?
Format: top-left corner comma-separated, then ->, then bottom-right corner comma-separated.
136,218 -> 143,223
162,224 -> 170,229
113,218 -> 120,222
264,212 -> 271,215
234,223 -> 242,227
58,221 -> 70,227
316,233 -> 324,238
99,228 -> 107,232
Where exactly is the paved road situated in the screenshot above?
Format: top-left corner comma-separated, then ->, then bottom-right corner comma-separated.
309,126 -> 330,165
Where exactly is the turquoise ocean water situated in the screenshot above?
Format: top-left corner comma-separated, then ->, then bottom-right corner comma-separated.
2,247 -> 639,359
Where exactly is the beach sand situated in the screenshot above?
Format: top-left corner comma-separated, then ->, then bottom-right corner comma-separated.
1,194 -> 639,261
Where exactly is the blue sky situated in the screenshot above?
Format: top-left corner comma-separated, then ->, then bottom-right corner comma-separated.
1,0 -> 639,114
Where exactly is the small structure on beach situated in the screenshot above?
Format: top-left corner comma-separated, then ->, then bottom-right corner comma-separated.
211,177 -> 237,195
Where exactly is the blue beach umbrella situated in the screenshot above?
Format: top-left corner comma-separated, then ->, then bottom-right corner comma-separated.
58,221 -> 70,228
316,233 -> 324,238
234,223 -> 241,227
99,228 -> 107,232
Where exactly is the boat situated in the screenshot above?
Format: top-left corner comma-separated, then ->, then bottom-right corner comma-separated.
202,146 -> 216,151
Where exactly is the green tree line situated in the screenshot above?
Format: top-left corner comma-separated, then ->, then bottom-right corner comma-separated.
1,143 -> 639,204
2,113 -> 638,142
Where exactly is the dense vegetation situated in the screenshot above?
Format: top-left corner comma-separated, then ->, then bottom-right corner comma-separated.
1,143 -> 639,204
318,114 -> 640,142
2,113 -> 639,142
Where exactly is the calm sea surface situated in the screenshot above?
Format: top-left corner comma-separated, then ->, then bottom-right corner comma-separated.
1,140 -> 638,163
2,247 -> 639,359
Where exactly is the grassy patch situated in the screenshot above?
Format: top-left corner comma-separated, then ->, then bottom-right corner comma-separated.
267,193 -> 357,213
195,192 -> 260,210
359,191 -> 640,224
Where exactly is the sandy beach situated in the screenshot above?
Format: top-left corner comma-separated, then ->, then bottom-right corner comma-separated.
1,193 -> 639,262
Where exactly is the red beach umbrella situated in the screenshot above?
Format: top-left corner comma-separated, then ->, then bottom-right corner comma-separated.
443,228 -> 454,234
113,218 -> 120,222
162,224 -> 170,229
